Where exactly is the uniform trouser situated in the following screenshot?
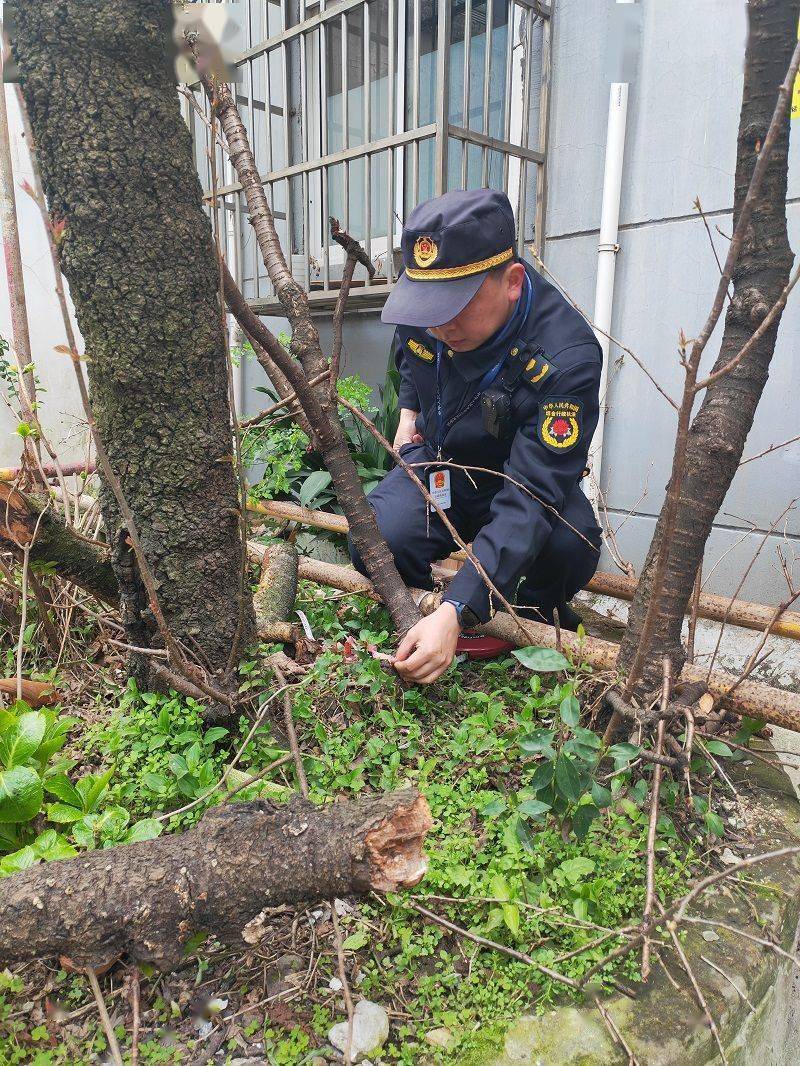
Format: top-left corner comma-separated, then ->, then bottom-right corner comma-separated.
348,443 -> 603,624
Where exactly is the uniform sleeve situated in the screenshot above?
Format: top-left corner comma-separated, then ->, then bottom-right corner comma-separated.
393,330 -> 420,411
444,344 -> 601,622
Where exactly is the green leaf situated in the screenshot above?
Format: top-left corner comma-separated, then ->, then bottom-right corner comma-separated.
203,727 -> 229,745
572,802 -> 600,840
559,695 -> 580,727
519,729 -> 556,754
501,903 -> 521,938
515,817 -> 537,853
529,760 -> 555,792
299,469 -> 333,506
517,798 -> 551,820
43,773 -> 83,808
489,873 -> 511,902
45,802 -> 84,824
0,845 -> 37,876
142,773 -> 168,794
0,711 -> 46,768
554,755 -> 582,802
75,768 -> 113,813
0,766 -> 43,823
703,740 -> 733,758
481,797 -> 507,818
608,742 -> 639,766
341,929 -> 369,951
590,781 -> 612,808
704,810 -> 725,837
512,647 -> 571,673
572,727 -> 601,749
124,819 -> 163,843
557,856 -> 596,884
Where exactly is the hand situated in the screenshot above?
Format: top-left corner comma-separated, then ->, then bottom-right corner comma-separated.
393,408 -> 423,451
393,603 -> 461,684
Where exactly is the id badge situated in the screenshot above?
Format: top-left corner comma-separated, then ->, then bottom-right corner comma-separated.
428,467 -> 452,511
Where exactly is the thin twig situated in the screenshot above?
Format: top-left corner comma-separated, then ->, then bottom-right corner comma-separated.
405,900 -> 579,989
699,954 -> 754,1012
274,665 -> 308,798
657,900 -> 728,1064
686,567 -> 702,665
86,968 -> 124,1066
593,995 -> 641,1065
128,966 -> 141,1066
739,433 -> 800,467
330,902 -> 355,1066
642,658 -> 671,980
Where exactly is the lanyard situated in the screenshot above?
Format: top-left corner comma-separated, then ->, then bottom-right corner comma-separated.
433,273 -> 533,459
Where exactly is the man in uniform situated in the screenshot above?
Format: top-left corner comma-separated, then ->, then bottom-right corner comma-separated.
349,188 -> 603,684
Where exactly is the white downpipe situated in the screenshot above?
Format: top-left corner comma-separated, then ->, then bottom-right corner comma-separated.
588,66 -> 631,511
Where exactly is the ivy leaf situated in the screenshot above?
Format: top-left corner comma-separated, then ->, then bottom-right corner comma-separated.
0,766 -> 43,824
554,755 -> 582,802
512,647 -> 571,673
559,695 -> 580,727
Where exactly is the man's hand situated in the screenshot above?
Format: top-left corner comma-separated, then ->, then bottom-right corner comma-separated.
393,408 -> 423,451
393,602 -> 461,684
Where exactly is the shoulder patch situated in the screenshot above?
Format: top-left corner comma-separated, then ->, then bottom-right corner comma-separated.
406,338 -> 435,363
537,397 -> 583,452
522,351 -> 553,388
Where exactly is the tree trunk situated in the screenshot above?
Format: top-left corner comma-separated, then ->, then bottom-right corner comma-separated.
203,73 -> 420,635
0,790 -> 431,970
10,0 -> 255,684
617,0 -> 797,691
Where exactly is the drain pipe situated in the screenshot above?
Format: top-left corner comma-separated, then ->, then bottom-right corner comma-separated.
587,0 -> 636,512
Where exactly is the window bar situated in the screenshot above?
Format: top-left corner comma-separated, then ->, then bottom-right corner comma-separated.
281,38 -> 294,280
535,10 -> 552,255
461,0 -> 472,188
386,0 -> 396,284
434,0 -> 452,195
501,1 -> 515,190
364,0 -> 372,287
300,20 -> 311,292
517,8 -> 534,254
341,9 -> 350,233
481,0 -> 494,187
411,0 -> 421,207
320,6 -> 331,291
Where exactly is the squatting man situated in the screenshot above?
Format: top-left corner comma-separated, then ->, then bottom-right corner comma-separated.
349,189 -> 603,684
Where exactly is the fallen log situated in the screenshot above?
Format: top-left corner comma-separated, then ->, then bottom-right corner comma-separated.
293,556 -> 800,734
253,540 -> 300,643
0,789 -> 431,969
247,498 -> 800,642
0,482 -> 118,605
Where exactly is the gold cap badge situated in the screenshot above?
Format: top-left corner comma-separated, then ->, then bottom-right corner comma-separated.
413,236 -> 438,268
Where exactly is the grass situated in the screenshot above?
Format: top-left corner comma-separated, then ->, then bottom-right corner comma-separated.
0,582 -> 706,1064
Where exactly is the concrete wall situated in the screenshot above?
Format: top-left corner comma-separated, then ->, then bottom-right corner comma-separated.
3,0 -> 798,609
545,0 -> 800,606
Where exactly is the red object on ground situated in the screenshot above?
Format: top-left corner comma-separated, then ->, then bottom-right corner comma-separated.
456,633 -> 516,660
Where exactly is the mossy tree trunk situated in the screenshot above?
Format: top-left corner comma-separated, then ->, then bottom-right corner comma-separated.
10,0 -> 255,682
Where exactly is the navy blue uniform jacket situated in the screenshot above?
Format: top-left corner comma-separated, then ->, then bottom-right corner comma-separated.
391,261 -> 602,622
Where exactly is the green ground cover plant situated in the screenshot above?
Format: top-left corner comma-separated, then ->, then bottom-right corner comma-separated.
0,578 -> 728,1064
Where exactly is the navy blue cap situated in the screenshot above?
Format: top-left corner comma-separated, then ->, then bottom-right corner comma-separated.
381,188 -> 518,328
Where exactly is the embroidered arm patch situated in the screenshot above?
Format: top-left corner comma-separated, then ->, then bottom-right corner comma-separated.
537,397 -> 583,452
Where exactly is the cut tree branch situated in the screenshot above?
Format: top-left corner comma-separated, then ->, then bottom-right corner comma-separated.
0,789 -> 431,970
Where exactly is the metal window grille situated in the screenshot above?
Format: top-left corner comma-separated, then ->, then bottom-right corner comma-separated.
185,0 -> 553,315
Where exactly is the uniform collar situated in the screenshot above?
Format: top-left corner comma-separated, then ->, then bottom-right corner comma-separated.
435,271 -> 532,382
